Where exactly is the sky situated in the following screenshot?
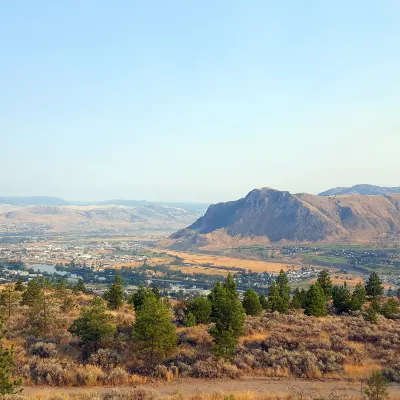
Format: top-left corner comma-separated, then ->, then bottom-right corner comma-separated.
1,1 -> 399,203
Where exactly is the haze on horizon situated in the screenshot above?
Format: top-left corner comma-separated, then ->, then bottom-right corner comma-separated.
1,1 -> 399,204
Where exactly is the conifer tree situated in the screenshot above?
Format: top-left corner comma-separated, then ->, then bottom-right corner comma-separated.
209,275 -> 245,358
133,295 -> 177,363
21,279 -> 43,307
332,283 -> 352,314
365,305 -> 378,324
258,293 -> 268,309
365,272 -> 384,298
14,278 -> 25,292
0,317 -> 21,394
73,279 -> 87,294
350,282 -> 367,311
305,282 -> 327,317
381,298 -> 399,319
290,287 -> 303,309
363,371 -> 388,400
187,296 -> 212,324
267,282 -> 285,313
242,288 -> 262,316
276,270 -> 291,312
0,286 -> 21,318
104,275 -> 124,310
184,312 -> 196,327
317,269 -> 333,299
129,283 -> 155,310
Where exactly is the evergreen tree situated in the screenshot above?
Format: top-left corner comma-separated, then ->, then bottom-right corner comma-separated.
365,272 -> 384,298
290,288 -> 303,309
209,276 -> 245,358
305,283 -> 327,317
187,296 -> 212,324
0,286 -> 21,318
396,288 -> 400,300
381,298 -> 399,319
14,278 -> 25,292
332,283 -> 352,314
364,305 -> 378,324
242,288 -> 262,316
129,283 -> 155,310
151,284 -> 161,300
133,295 -> 177,363
0,318 -> 21,394
276,270 -> 291,312
350,282 -> 367,311
184,312 -> 196,327
267,282 -> 285,313
104,275 -> 124,310
317,269 -> 333,299
69,297 -> 116,349
73,279 -> 87,294
258,293 -> 268,309
21,279 -> 43,307
363,371 -> 388,400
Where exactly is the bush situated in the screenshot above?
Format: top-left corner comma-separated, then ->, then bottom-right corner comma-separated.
89,349 -> 122,369
28,342 -> 57,359
191,357 -> 240,378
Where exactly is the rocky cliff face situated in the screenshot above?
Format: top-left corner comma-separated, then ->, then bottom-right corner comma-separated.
170,188 -> 400,249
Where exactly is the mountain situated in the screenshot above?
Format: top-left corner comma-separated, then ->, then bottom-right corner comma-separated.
319,184 -> 400,196
167,188 -> 400,249
0,204 -> 203,235
0,196 -> 68,206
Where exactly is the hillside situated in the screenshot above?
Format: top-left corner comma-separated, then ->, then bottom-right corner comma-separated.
0,204 -> 202,234
319,184 -> 400,196
168,188 -> 400,249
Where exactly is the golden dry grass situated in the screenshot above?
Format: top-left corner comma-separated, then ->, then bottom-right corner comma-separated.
162,250 -> 300,273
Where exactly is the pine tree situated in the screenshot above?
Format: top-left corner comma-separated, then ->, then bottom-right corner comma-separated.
21,279 -> 44,308
184,312 -> 196,327
332,283 -> 352,314
151,284 -> 161,300
305,283 -> 327,317
381,298 -> 399,319
14,278 -> 25,292
209,276 -> 245,358
258,293 -> 268,309
363,371 -> 389,400
0,286 -> 21,318
276,270 -> 291,312
317,269 -> 333,299
0,317 -> 21,394
364,305 -> 378,324
187,297 -> 212,324
290,288 -> 303,309
267,282 -> 285,313
365,272 -> 384,298
350,282 -> 367,311
128,283 -> 155,310
73,279 -> 87,294
104,275 -> 124,310
69,297 -> 116,350
242,288 -> 262,316
133,295 -> 177,363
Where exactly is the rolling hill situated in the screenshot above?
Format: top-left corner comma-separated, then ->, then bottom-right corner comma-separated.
167,188 -> 400,249
319,184 -> 400,196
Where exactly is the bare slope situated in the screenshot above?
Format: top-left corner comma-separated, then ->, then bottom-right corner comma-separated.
0,204 -> 201,234
169,188 -> 400,249
319,184 -> 400,196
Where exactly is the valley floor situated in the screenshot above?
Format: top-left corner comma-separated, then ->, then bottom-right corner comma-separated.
22,377 -> 400,399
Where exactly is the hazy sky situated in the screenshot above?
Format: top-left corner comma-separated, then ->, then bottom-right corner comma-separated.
1,1 -> 399,203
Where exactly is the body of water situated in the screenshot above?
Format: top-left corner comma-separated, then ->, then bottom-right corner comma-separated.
27,264 -> 79,278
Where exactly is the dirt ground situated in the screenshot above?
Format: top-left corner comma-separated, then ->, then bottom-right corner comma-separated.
23,377 -> 400,398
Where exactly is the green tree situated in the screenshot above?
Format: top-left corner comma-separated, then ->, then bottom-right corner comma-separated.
0,286 -> 21,318
305,283 -> 327,317
21,279 -> 43,307
365,305 -> 378,324
380,298 -> 399,319
365,272 -> 384,298
267,282 -> 285,313
0,318 -> 21,394
242,288 -> 262,316
104,275 -> 124,310
396,288 -> 400,300
317,269 -> 333,299
209,276 -> 245,358
184,312 -> 196,327
73,279 -> 87,294
363,371 -> 389,400
258,293 -> 268,309
151,284 -> 161,300
290,287 -> 303,309
129,284 -> 155,310
332,283 -> 352,314
187,296 -> 212,324
132,295 -> 177,363
14,278 -> 25,292
350,282 -> 367,311
276,270 -> 291,312
69,297 -> 116,350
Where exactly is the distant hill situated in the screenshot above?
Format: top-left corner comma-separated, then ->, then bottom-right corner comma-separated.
166,188 -> 400,250
319,184 -> 400,196
0,196 -> 68,206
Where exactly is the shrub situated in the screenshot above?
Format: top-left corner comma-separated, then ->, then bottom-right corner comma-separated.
89,349 -> 122,369
28,342 -> 57,359
191,357 -> 240,378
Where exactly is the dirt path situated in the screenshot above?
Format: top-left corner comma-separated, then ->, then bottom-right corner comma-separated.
22,377 -> 400,398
